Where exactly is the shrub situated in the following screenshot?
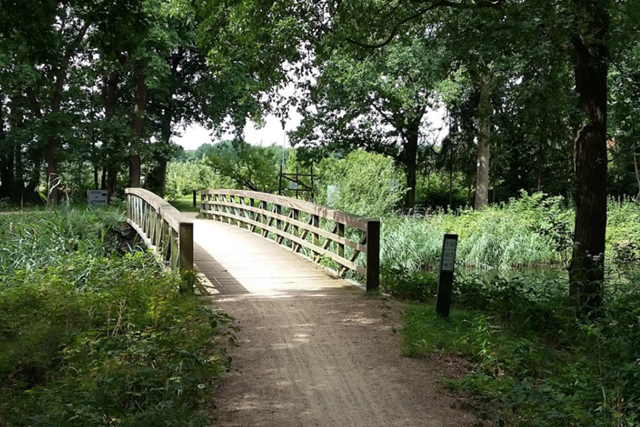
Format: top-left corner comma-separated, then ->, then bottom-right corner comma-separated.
402,269 -> 640,427
0,208 -> 235,426
315,151 -> 406,217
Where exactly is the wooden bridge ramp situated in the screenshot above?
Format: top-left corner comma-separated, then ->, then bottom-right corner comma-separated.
185,213 -> 357,297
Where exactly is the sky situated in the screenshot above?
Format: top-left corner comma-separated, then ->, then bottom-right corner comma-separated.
173,110 -> 302,151
174,105 -> 447,152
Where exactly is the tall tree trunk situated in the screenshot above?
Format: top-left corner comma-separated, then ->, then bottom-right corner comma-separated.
147,158 -> 168,197
449,161 -> 454,207
404,132 -> 419,209
130,68 -> 147,188
102,71 -> 120,196
45,88 -> 62,206
44,136 -> 59,206
568,0 -> 609,316
8,97 -> 24,201
13,137 -> 23,201
107,166 -> 117,197
0,96 -> 11,198
633,153 -> 640,200
146,103 -> 173,197
474,73 -> 491,210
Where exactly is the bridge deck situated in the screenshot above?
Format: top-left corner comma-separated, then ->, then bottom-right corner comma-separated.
185,214 -> 357,296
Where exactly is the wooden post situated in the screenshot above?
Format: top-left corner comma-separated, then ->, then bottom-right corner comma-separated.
337,223 -> 345,258
193,190 -> 197,207
292,209 -> 299,249
366,219 -> 380,292
179,221 -> 194,294
312,214 -> 319,259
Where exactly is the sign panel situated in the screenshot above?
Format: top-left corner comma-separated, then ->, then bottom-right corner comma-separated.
87,190 -> 108,206
436,234 -> 459,318
441,238 -> 457,272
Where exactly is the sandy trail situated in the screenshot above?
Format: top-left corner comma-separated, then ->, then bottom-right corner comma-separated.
186,215 -> 474,426
209,292 -> 475,427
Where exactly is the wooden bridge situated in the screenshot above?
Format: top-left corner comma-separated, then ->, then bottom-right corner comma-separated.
124,188 -> 380,295
123,189 -> 476,427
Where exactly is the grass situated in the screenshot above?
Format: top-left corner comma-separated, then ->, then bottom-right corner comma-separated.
401,269 -> 640,427
381,192 -> 640,273
0,205 -> 235,427
169,194 -> 201,213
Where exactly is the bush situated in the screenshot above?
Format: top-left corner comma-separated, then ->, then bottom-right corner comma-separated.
0,208 -> 235,426
166,160 -> 233,201
315,151 -> 406,217
402,269 -> 640,427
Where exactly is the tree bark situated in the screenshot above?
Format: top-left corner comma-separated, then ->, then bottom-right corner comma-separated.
474,73 -> 491,210
102,71 -> 120,197
0,96 -> 11,199
568,0 -> 609,316
107,166 -> 117,197
404,132 -> 419,209
130,68 -> 147,188
13,137 -> 23,201
147,157 -> 168,197
633,153 -> 640,200
44,86 -> 63,206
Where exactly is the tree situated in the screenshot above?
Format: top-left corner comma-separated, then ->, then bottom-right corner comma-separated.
206,141 -> 283,193
290,37 -> 444,208
192,0 -> 631,314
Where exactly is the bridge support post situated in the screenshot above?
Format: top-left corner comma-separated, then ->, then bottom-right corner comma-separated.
366,219 -> 380,292
179,221 -> 194,293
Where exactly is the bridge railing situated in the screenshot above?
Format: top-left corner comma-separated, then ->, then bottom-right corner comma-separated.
125,188 -> 194,284
201,189 -> 380,292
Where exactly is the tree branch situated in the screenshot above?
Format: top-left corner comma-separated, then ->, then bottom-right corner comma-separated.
344,0 -> 505,49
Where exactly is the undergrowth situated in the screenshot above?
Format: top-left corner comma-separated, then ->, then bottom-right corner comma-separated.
401,270 -> 640,427
381,192 -> 640,272
0,206 -> 235,426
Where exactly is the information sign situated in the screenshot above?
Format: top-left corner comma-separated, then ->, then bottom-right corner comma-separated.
436,234 -> 458,318
87,190 -> 108,206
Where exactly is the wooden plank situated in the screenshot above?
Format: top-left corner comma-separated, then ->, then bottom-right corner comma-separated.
202,189 -> 369,230
207,209 -> 366,276
202,200 -> 367,253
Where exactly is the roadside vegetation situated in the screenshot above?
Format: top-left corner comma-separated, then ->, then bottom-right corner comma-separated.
0,206 -> 235,427
401,267 -> 640,427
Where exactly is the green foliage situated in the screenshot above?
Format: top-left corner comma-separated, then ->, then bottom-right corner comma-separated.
206,141 -> 284,193
315,150 -> 406,217
607,198 -> 640,262
0,207 -> 234,426
382,192 -> 573,272
380,267 -> 437,302
166,159 -> 232,201
401,269 -> 640,427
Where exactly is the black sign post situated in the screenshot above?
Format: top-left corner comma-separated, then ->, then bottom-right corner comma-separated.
435,234 -> 458,318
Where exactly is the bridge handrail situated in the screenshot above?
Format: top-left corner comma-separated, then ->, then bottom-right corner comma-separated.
201,189 -> 380,292
125,188 -> 194,279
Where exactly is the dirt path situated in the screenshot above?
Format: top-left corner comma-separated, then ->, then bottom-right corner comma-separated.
210,292 -> 476,427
